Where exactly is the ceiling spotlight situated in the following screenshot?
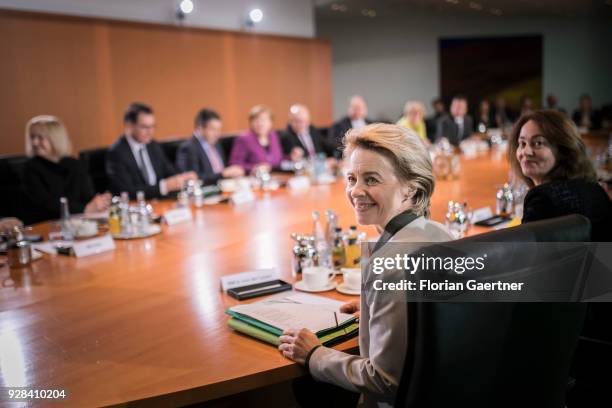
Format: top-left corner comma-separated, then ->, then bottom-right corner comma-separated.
249,8 -> 264,23
180,0 -> 194,14
469,2 -> 482,10
176,0 -> 194,21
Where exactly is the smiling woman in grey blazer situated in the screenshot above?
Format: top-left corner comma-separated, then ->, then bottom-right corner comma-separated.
279,123 -> 453,407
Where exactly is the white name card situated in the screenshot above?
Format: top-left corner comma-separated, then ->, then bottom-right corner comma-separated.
287,176 -> 311,191
164,207 -> 193,225
471,206 -> 494,223
72,234 -> 115,258
230,188 -> 255,205
220,268 -> 279,291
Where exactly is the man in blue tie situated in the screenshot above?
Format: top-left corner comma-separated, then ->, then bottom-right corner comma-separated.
175,109 -> 244,185
106,103 -> 196,199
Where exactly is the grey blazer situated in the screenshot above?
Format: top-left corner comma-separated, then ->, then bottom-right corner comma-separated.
309,216 -> 453,407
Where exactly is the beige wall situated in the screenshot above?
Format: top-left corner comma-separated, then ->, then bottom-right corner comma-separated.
0,10 -> 332,155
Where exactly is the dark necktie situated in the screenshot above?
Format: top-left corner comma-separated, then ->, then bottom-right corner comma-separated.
138,147 -> 154,186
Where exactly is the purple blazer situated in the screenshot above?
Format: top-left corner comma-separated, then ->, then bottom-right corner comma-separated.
229,130 -> 284,173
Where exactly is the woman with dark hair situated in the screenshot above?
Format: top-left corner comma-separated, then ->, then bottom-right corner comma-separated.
508,110 -> 611,241
509,110 -> 611,406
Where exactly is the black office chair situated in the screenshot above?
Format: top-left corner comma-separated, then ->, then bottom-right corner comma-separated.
395,215 -> 591,408
158,138 -> 185,165
0,155 -> 28,221
79,147 -> 109,194
218,134 -> 238,164
317,126 -> 330,139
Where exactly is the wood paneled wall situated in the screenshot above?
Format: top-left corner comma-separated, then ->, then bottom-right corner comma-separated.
0,10 -> 332,155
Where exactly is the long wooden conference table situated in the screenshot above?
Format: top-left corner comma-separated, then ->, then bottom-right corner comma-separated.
0,151 -> 510,407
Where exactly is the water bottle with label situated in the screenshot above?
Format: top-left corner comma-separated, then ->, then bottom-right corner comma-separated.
312,211 -> 332,268
59,197 -> 74,240
136,191 -> 149,234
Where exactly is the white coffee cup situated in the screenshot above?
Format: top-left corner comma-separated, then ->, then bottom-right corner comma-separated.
342,268 -> 361,290
302,266 -> 336,289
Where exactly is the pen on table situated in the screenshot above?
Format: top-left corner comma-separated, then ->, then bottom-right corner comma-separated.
334,311 -> 339,328
239,283 -> 282,295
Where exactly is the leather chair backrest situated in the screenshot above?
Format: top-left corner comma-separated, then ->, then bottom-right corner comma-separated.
396,215 -> 591,408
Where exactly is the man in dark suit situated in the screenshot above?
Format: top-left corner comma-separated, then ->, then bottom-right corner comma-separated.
436,95 -> 474,146
106,103 -> 196,199
175,108 -> 244,185
280,104 -> 336,161
330,95 -> 372,158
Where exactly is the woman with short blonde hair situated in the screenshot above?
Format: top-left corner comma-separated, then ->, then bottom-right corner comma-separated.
25,115 -> 72,159
344,122 -> 434,217
396,101 -> 428,144
23,115 -> 110,223
229,105 -> 283,173
280,123 -> 451,406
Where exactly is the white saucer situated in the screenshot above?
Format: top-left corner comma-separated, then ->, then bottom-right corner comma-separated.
294,280 -> 337,293
336,283 -> 361,296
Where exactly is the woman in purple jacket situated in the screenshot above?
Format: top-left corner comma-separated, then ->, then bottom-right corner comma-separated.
229,105 -> 283,174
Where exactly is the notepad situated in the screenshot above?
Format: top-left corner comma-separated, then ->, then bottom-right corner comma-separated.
226,292 -> 358,342
230,303 -> 354,334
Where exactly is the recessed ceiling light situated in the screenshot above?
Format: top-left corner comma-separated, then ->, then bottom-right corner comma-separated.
469,2 -> 482,10
490,8 -> 503,16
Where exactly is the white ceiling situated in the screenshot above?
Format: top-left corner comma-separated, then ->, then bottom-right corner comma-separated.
315,0 -> 612,19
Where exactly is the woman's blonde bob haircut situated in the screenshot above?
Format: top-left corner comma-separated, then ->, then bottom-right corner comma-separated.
403,100 -> 426,117
25,115 -> 72,158
343,123 -> 434,217
248,105 -> 273,123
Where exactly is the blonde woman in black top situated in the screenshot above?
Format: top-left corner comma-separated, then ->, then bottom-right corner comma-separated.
23,115 -> 110,223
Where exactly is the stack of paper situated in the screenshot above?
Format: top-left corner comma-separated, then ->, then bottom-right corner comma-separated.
226,292 -> 359,346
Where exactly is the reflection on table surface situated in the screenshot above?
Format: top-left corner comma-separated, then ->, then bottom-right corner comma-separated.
0,151 -> 509,407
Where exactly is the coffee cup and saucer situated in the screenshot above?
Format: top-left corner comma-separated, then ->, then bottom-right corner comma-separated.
295,266 -> 337,292
336,268 -> 361,296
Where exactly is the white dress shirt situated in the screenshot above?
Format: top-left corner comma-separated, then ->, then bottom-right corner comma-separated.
298,131 -> 316,157
454,116 -> 465,139
351,118 -> 367,130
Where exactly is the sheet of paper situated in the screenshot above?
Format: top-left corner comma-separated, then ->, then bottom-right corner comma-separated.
231,303 -> 354,333
282,292 -> 344,311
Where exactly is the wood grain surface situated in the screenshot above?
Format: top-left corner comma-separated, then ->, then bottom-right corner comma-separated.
0,152 -> 509,407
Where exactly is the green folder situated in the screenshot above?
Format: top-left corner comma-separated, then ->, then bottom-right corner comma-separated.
228,317 -> 359,347
226,309 -> 357,337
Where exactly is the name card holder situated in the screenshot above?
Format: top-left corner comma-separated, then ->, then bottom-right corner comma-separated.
220,268 -> 280,292
471,207 -> 494,224
230,189 -> 256,205
164,207 -> 193,225
287,176 -> 311,191
72,234 -> 115,258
